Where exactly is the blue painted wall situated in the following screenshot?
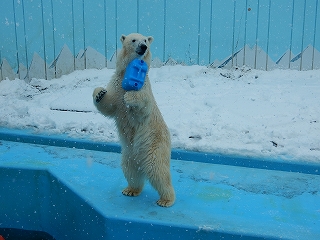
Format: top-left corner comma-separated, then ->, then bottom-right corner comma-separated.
0,0 -> 319,76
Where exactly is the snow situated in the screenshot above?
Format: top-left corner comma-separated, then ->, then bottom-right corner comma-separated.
0,65 -> 319,162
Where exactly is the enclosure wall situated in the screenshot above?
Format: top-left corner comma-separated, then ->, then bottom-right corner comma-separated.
0,0 -> 319,80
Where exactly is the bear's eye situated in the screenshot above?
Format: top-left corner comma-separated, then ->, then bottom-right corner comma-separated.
132,39 -> 136,43
144,39 -> 147,43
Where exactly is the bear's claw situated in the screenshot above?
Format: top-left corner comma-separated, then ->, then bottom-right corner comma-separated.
95,89 -> 107,103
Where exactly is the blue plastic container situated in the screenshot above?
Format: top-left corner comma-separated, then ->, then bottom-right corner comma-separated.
122,59 -> 148,91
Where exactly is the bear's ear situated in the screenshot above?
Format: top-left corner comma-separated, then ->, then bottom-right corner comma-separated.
147,36 -> 154,44
120,35 -> 126,43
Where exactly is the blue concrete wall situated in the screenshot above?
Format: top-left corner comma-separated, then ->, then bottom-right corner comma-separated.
1,132 -> 320,239
0,0 -> 319,77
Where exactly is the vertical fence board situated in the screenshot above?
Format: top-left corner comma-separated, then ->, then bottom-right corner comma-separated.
210,0 -> 234,65
138,0 -> 165,64
71,0 -> 84,61
165,0 -> 199,64
1,1 -> 17,78
290,0 -> 305,69
13,0 -> 28,79
254,0 -> 271,70
83,0 -> 106,69
104,0 -> 117,64
232,0 -> 247,67
301,0 -> 318,70
198,0 -> 211,65
40,0 -> 55,79
315,0 -> 320,51
24,0 -> 47,79
313,0 -> 320,69
114,0 -> 138,66
116,0 -> 138,37
269,1 -> 294,69
244,0 -> 258,68
51,0 -> 74,60
83,0 -> 105,56
269,1 -> 293,62
245,0 -> 258,48
41,0 -> 54,64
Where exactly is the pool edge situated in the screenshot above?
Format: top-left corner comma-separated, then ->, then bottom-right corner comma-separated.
0,127 -> 319,175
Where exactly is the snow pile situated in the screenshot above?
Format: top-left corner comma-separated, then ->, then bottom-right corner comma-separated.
0,65 -> 319,162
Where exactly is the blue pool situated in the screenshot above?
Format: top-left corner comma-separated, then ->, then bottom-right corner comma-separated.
0,128 -> 319,239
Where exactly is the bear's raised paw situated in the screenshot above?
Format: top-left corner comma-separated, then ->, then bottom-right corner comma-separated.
93,87 -> 107,103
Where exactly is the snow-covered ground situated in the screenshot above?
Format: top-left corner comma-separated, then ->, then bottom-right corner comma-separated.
0,65 -> 319,162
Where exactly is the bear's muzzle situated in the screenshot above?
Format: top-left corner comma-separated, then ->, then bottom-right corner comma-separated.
136,43 -> 148,55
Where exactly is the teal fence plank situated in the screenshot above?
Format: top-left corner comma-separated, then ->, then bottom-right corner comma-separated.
165,0 -> 199,64
138,0 -> 165,62
116,0 -> 138,38
13,0 -> 28,76
291,0 -> 305,56
198,0 -> 211,65
210,0 -> 234,63
24,0 -> 44,62
84,0 -> 105,57
104,0 -> 117,62
51,0 -> 74,59
0,1 -> 18,72
268,0 -> 293,68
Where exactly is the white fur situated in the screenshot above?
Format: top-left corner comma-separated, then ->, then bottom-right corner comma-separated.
93,33 -> 175,207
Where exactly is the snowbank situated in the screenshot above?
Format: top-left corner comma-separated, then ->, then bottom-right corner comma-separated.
1,65 -> 319,162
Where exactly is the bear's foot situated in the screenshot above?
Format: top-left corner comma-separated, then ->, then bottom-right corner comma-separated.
156,198 -> 175,207
122,187 -> 142,197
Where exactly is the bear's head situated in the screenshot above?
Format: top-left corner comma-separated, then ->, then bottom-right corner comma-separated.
117,33 -> 153,71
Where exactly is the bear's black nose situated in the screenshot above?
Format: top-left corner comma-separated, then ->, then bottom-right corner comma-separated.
140,44 -> 147,51
137,44 -> 147,55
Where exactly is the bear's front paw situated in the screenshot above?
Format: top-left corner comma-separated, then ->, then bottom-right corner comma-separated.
93,87 -> 107,103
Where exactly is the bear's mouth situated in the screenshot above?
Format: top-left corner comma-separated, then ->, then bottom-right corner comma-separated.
136,50 -> 145,56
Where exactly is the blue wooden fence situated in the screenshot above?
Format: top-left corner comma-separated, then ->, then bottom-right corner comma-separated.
0,0 -> 319,80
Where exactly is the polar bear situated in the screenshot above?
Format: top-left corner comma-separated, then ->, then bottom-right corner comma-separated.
92,33 -> 175,207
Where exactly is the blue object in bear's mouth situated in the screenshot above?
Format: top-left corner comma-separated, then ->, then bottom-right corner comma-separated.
122,59 -> 148,91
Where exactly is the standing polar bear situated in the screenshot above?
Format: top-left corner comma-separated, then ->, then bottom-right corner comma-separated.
92,33 -> 175,207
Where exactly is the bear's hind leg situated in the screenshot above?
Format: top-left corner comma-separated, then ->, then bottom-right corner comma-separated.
121,154 -> 145,197
122,172 -> 145,196
145,162 -> 175,207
